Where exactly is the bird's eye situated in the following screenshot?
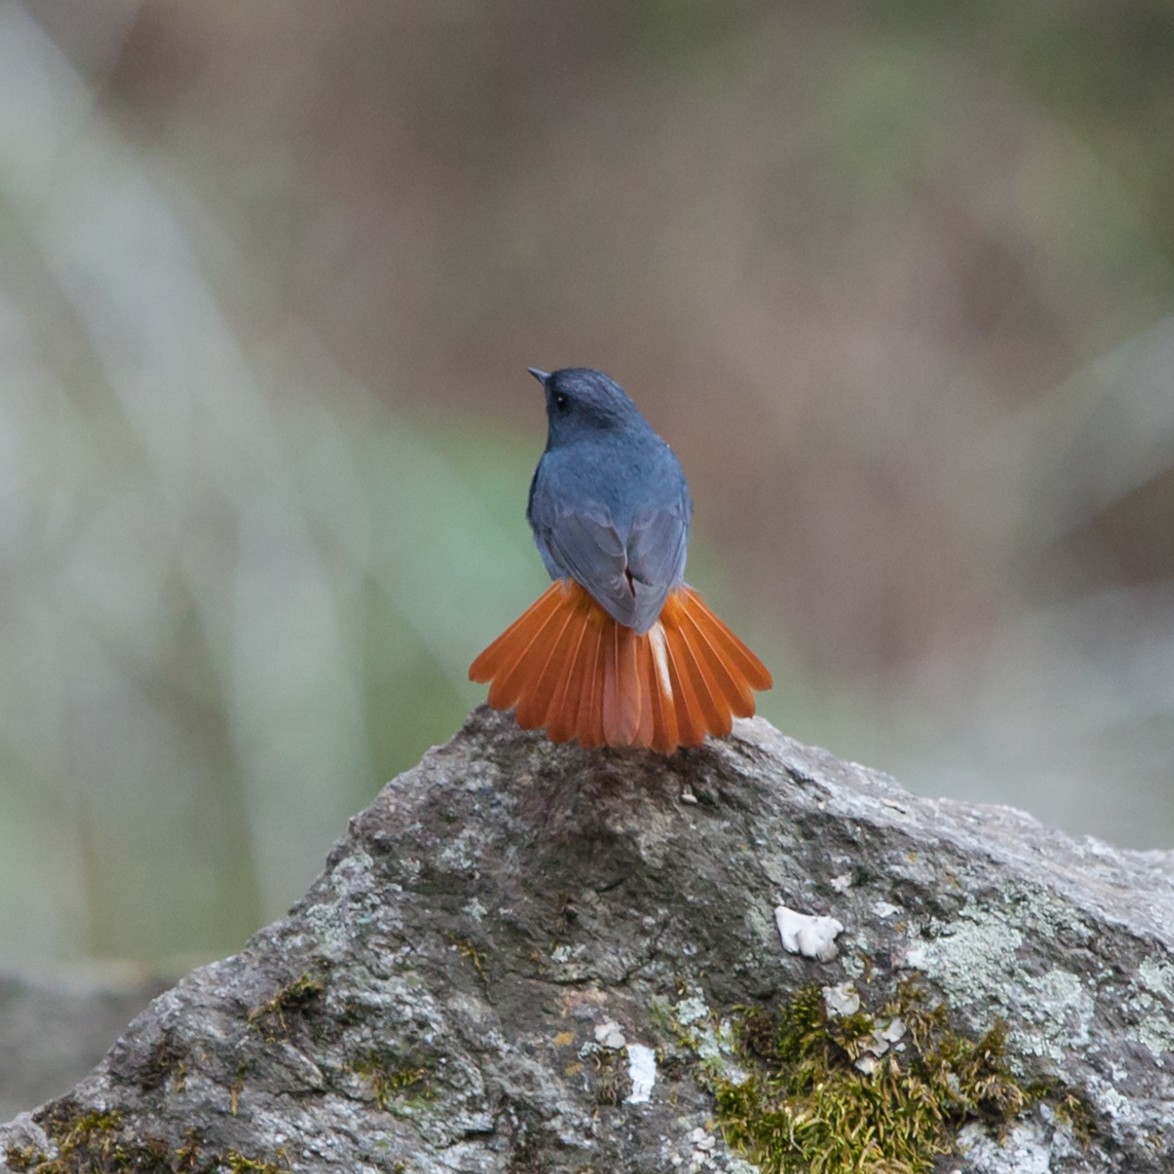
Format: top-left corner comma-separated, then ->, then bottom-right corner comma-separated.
553,391 -> 569,411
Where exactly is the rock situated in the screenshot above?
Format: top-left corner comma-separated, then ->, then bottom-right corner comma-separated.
1,707 -> 1170,1172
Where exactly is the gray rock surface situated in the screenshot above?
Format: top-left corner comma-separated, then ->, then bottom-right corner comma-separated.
2,707 -> 1171,1171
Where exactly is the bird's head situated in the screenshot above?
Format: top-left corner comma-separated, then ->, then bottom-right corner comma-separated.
528,367 -> 644,447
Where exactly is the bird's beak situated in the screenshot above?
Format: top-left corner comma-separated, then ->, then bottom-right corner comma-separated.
527,367 -> 550,385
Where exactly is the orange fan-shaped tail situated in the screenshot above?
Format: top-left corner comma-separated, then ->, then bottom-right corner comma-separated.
469,580 -> 772,753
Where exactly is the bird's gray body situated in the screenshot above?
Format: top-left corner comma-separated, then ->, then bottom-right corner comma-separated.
526,368 -> 692,635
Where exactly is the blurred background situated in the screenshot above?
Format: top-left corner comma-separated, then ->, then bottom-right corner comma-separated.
3,0 -> 1174,991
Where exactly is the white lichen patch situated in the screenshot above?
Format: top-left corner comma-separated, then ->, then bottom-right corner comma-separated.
838,952 -> 866,981
1087,1076 -> 1133,1126
675,996 -> 711,1027
1138,956 -> 1174,998
1130,957 -> 1174,1056
822,981 -> 861,1017
914,905 -> 1023,1012
913,900 -> 1101,1064
1136,1009 -> 1174,1058
672,994 -> 748,1083
821,990 -> 907,1074
850,1014 -> 907,1073
594,1020 -> 626,1050
677,1125 -> 720,1170
624,1043 -> 656,1104
956,1117 -> 1053,1173
1016,969 -> 1094,1058
775,906 -> 844,961
437,827 -> 485,872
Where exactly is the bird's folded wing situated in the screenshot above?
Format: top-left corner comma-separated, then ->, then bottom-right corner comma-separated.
530,498 -> 688,633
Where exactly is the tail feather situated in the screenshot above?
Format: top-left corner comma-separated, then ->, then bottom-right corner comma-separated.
542,612 -> 590,742
646,628 -> 680,754
666,614 -> 730,737
633,634 -> 656,749
471,582 -> 567,709
678,586 -> 773,692
514,597 -> 582,730
661,633 -> 708,748
671,597 -> 755,717
578,614 -> 607,748
470,580 -> 771,753
602,621 -> 641,747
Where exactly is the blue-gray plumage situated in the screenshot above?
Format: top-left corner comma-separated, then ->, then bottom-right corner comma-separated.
470,365 -> 770,751
525,367 -> 692,635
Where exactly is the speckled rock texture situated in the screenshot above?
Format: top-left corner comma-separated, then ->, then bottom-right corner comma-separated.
2,708 -> 1171,1172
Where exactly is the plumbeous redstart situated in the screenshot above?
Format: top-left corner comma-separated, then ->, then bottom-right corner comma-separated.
470,367 -> 771,752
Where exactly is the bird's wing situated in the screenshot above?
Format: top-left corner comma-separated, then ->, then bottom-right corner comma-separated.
531,498 -> 634,625
531,489 -> 689,633
625,504 -> 690,630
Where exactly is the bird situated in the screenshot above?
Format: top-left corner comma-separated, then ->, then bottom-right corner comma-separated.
469,367 -> 771,753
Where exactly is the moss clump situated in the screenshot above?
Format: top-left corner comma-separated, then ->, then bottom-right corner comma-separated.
449,935 -> 489,979
246,973 -> 325,1039
592,1047 -> 633,1106
19,1098 -> 291,1173
351,1050 -> 434,1112
137,1030 -> 188,1093
5,1143 -> 45,1171
1055,1091 -> 1097,1145
220,1152 -> 291,1173
1026,1080 -> 1097,1147
17,1106 -> 171,1173
699,979 -> 1043,1174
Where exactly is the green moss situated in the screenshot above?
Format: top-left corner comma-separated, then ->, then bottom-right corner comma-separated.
668,978 -> 1085,1174
591,1047 -> 633,1106
1056,1092 -> 1098,1145
246,973 -> 325,1039
449,934 -> 489,979
221,1151 -> 291,1173
22,1098 -> 290,1173
5,1143 -> 45,1171
138,1030 -> 188,1092
1027,1079 -> 1098,1147
18,1107 -> 172,1173
350,1050 -> 435,1111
